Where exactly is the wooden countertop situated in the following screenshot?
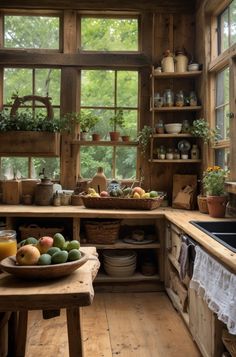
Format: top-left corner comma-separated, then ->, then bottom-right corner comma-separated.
0,204 -> 235,273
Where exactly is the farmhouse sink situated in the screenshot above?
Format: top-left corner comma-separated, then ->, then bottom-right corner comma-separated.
190,220 -> 236,252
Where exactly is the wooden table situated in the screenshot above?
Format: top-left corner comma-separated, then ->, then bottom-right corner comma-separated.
0,247 -> 100,357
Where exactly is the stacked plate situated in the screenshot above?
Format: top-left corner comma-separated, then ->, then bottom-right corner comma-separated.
103,250 -> 137,277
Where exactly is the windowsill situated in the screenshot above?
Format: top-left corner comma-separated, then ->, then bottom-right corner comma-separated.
225,181 -> 236,194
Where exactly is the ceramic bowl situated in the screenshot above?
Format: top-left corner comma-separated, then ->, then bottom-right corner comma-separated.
188,63 -> 200,71
164,123 -> 182,134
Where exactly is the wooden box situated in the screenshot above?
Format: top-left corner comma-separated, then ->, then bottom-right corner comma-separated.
2,180 -> 22,205
0,131 -> 61,157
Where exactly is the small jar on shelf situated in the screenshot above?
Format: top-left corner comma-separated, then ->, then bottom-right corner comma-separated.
163,89 -> 174,107
189,91 -> 198,106
191,144 -> 200,159
155,120 -> 164,134
182,119 -> 190,133
166,148 -> 174,160
175,90 -> 185,107
158,145 -> 166,159
173,148 -> 180,159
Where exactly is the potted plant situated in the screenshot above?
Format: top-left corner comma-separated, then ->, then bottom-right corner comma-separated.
109,109 -> 124,141
190,118 -> 219,143
63,111 -> 99,140
0,108 -> 63,156
137,125 -> 153,156
202,165 -> 228,217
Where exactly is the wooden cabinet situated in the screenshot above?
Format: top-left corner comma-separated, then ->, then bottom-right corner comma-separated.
149,67 -> 202,164
165,220 -> 225,357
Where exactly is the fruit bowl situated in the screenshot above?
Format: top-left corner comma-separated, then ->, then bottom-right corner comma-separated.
0,251 -> 88,280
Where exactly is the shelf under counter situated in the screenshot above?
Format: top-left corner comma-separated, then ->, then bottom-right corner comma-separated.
82,239 -> 161,250
95,272 -> 160,283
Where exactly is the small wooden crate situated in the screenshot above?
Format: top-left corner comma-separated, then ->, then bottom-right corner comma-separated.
84,220 -> 120,244
19,224 -> 64,240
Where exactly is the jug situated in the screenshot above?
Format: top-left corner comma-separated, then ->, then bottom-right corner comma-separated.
161,50 -> 174,72
35,177 -> 53,206
175,49 -> 188,73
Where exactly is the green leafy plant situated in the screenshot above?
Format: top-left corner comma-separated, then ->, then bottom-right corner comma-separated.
109,109 -> 124,132
190,118 -> 220,143
62,111 -> 99,133
0,109 -> 63,132
137,125 -> 153,155
203,165 -> 228,196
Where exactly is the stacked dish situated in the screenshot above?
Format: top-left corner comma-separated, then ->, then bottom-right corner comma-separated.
103,250 -> 137,277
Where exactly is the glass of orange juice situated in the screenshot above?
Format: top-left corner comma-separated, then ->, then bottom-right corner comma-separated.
0,230 -> 17,262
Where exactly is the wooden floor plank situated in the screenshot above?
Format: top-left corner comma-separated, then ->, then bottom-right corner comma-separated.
25,292 -> 201,357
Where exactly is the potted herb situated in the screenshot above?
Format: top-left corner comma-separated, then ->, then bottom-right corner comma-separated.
137,125 -> 153,156
109,109 -> 124,141
63,111 -> 99,140
190,118 -> 219,143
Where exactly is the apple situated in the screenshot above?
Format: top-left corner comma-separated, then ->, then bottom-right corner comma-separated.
37,236 -> 54,254
132,186 -> 145,196
100,191 -> 109,197
16,245 -> 40,266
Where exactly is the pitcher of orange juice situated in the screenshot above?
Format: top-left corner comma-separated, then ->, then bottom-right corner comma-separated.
0,230 -> 17,262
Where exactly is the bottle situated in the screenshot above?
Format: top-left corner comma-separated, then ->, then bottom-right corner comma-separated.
89,167 -> 107,194
175,49 -> 188,72
191,144 -> 200,159
155,120 -> 164,134
182,119 -> 190,133
161,50 -> 175,72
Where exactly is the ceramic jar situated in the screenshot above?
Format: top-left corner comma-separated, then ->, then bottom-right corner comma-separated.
175,49 -> 188,72
35,178 -> 53,206
161,50 -> 174,72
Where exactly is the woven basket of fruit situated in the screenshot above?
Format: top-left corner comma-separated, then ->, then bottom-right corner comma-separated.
81,196 -> 163,210
84,219 -> 120,244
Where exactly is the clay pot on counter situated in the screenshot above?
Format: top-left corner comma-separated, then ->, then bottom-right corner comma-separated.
35,178 -> 53,206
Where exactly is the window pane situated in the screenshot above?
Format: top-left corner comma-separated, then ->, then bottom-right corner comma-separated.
230,0 -> 236,45
215,148 -> 230,170
4,16 -> 60,49
116,147 -> 137,179
80,146 -> 113,178
32,158 -> 60,180
81,17 -> 138,51
81,70 -> 114,107
35,69 -> 61,105
0,157 -> 28,179
219,8 -> 229,53
4,68 -> 32,104
215,68 -> 229,140
117,71 -> 138,107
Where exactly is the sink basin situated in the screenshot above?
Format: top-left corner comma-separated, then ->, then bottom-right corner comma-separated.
190,220 -> 236,252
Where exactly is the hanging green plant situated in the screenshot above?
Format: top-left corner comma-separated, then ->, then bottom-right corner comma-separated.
137,125 -> 153,155
190,118 -> 220,144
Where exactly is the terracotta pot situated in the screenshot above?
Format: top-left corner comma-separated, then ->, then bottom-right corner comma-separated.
109,131 -> 120,141
92,133 -> 100,141
121,135 -> 130,142
206,195 -> 227,218
197,195 -> 209,214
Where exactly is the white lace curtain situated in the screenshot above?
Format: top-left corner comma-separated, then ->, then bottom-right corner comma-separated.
190,245 -> 236,335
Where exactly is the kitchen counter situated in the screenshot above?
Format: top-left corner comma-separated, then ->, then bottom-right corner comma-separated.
0,204 -> 235,273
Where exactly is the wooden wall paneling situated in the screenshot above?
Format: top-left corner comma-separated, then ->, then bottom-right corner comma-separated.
60,67 -> 79,189
173,14 -> 195,59
63,10 -> 77,54
153,13 -> 173,65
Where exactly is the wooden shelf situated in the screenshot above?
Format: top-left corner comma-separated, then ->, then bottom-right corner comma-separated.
82,239 -> 160,250
95,272 -> 160,283
152,133 -> 194,138
151,71 -> 202,78
151,106 -> 202,112
148,159 -> 201,163
72,140 -> 138,146
166,287 -> 189,326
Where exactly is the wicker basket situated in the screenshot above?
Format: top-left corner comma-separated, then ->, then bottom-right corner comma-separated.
81,196 -> 163,210
222,329 -> 236,357
19,224 -> 64,240
84,220 -> 120,244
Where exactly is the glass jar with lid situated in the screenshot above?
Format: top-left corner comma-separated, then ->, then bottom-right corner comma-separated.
166,148 -> 174,160
189,91 -> 197,106
158,145 -> 166,159
163,89 -> 174,107
155,120 -> 164,134
191,144 -> 200,159
175,90 -> 185,107
182,119 -> 190,133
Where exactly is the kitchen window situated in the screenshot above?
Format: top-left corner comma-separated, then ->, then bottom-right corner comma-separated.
217,0 -> 236,54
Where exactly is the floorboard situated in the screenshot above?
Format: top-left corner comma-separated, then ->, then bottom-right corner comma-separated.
26,292 -> 201,357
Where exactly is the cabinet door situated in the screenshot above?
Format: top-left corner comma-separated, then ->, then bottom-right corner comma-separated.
189,288 -> 224,357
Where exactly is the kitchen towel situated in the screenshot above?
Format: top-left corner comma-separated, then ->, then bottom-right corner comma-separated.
190,245 -> 236,335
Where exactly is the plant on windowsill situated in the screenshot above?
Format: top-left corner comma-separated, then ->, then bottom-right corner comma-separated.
190,118 -> 220,144
202,165 -> 229,218
137,125 -> 153,156
109,109 -> 125,141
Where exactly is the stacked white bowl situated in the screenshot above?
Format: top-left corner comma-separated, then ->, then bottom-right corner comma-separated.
103,250 -> 137,277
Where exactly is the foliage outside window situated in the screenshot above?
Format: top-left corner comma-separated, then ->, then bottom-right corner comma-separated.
80,17 -> 138,51
218,0 -> 236,54
80,69 -> 138,179
4,15 -> 60,49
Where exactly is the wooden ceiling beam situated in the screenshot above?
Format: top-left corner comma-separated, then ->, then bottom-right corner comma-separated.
0,0 -> 196,14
